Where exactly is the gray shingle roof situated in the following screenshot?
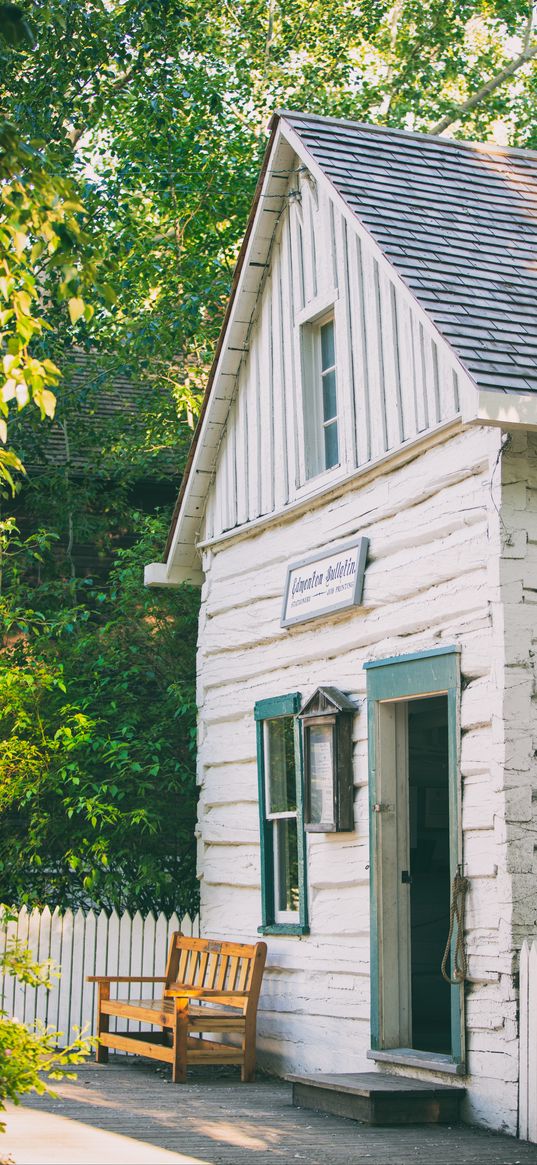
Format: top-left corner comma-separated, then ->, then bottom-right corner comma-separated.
284,112 -> 537,395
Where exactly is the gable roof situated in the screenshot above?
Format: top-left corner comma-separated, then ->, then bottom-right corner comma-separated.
284,112 -> 537,397
150,111 -> 537,586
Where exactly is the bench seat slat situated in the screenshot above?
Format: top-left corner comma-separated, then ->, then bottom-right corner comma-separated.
101,998 -> 174,1026
101,997 -> 247,1029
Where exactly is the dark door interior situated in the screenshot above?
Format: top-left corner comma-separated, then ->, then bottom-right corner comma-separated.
408,695 -> 452,1054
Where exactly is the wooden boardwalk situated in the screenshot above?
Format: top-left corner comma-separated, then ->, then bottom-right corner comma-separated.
8,1059 -> 537,1165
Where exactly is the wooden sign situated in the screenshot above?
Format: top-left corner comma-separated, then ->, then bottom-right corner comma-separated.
281,536 -> 368,628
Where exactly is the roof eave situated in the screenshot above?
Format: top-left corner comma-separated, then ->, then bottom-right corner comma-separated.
465,388 -> 537,430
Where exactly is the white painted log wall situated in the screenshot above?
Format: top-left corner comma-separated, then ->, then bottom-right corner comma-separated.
203,166 -> 462,544
0,906 -> 199,1048
196,419 -> 528,1132
495,433 -> 537,1138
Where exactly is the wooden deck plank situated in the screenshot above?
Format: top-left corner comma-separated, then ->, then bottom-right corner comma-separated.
16,1061 -> 537,1165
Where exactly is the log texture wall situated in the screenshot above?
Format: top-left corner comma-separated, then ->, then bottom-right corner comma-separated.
195,420 -> 525,1133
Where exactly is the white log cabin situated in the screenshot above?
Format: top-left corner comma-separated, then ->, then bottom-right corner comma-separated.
146,111 -> 537,1134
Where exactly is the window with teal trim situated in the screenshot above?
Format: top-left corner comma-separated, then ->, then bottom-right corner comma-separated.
254,693 -> 309,935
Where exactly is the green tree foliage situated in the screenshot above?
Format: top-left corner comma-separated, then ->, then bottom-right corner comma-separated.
1,0 -> 536,918
0,518 -> 199,915
3,1 -> 537,414
0,5 -> 107,489
0,123 -> 101,488
0,906 -> 91,1132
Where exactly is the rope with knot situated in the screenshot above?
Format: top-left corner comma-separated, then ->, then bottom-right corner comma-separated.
441,869 -> 469,984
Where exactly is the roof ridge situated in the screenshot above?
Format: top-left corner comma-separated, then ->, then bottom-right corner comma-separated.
277,108 -> 537,164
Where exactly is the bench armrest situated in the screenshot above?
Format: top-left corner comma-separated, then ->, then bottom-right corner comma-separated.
87,975 -> 167,983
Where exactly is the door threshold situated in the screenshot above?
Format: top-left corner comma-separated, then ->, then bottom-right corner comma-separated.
367,1048 -> 466,1076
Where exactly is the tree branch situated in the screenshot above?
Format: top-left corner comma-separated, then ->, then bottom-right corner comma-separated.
265,0 -> 276,67
430,21 -> 537,135
379,0 -> 404,116
523,2 -> 536,51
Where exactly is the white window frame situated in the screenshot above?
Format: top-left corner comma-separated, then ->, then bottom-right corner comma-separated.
263,720 -> 300,924
254,692 -> 309,936
301,310 -> 340,481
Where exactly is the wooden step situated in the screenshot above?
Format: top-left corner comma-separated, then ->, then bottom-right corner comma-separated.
287,1072 -> 465,1126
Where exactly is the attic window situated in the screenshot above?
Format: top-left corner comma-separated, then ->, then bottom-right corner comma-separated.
302,314 -> 340,480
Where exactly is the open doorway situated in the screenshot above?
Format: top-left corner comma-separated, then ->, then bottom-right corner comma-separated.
366,647 -> 463,1069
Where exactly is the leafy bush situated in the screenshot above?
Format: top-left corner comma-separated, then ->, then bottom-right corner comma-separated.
0,907 -> 91,1134
0,515 -> 199,916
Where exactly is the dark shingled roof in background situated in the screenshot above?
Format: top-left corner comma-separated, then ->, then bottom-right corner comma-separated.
24,352 -> 178,477
284,112 -> 537,396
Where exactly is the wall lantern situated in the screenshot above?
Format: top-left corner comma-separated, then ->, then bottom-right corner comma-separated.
298,687 -> 357,833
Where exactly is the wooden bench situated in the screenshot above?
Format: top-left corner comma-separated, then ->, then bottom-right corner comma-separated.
87,933 -> 267,1083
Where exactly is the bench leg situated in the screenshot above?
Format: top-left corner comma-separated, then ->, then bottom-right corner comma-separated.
172,997 -> 188,1083
96,983 -> 109,1065
241,1020 -> 256,1083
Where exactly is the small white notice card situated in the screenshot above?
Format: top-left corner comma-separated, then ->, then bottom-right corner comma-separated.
308,725 -> 334,825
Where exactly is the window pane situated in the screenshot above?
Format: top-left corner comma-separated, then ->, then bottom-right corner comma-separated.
322,369 -> 337,421
266,717 -> 296,814
320,320 -> 335,370
275,817 -> 299,913
324,420 -> 339,469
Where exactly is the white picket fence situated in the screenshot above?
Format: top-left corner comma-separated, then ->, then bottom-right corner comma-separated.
0,905 -> 199,1048
519,939 -> 537,1141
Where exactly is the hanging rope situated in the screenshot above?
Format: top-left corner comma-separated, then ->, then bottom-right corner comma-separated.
441,868 -> 469,984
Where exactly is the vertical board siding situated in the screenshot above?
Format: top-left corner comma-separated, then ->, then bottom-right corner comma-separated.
519,940 -> 537,1141
389,284 -> 405,445
286,203 -> 301,491
203,164 -> 463,546
377,266 -> 399,452
353,235 -> 372,466
362,249 -> 386,462
273,241 -> 289,511
1,907 -> 199,1049
329,199 -> 338,291
340,218 -> 358,471
304,184 -> 318,300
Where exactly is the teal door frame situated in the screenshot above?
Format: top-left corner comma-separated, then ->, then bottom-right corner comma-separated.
365,646 -> 464,1069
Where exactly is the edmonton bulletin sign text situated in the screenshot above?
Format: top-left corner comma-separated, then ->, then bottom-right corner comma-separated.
281,536 -> 369,628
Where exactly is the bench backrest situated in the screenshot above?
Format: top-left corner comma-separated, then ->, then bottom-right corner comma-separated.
163,933 -> 267,1015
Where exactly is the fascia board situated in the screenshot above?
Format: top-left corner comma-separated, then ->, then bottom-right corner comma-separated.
144,561 -> 204,587
466,389 -> 537,430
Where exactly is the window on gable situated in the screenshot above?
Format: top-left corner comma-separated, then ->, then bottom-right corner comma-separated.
255,693 -> 309,935
302,314 -> 340,481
